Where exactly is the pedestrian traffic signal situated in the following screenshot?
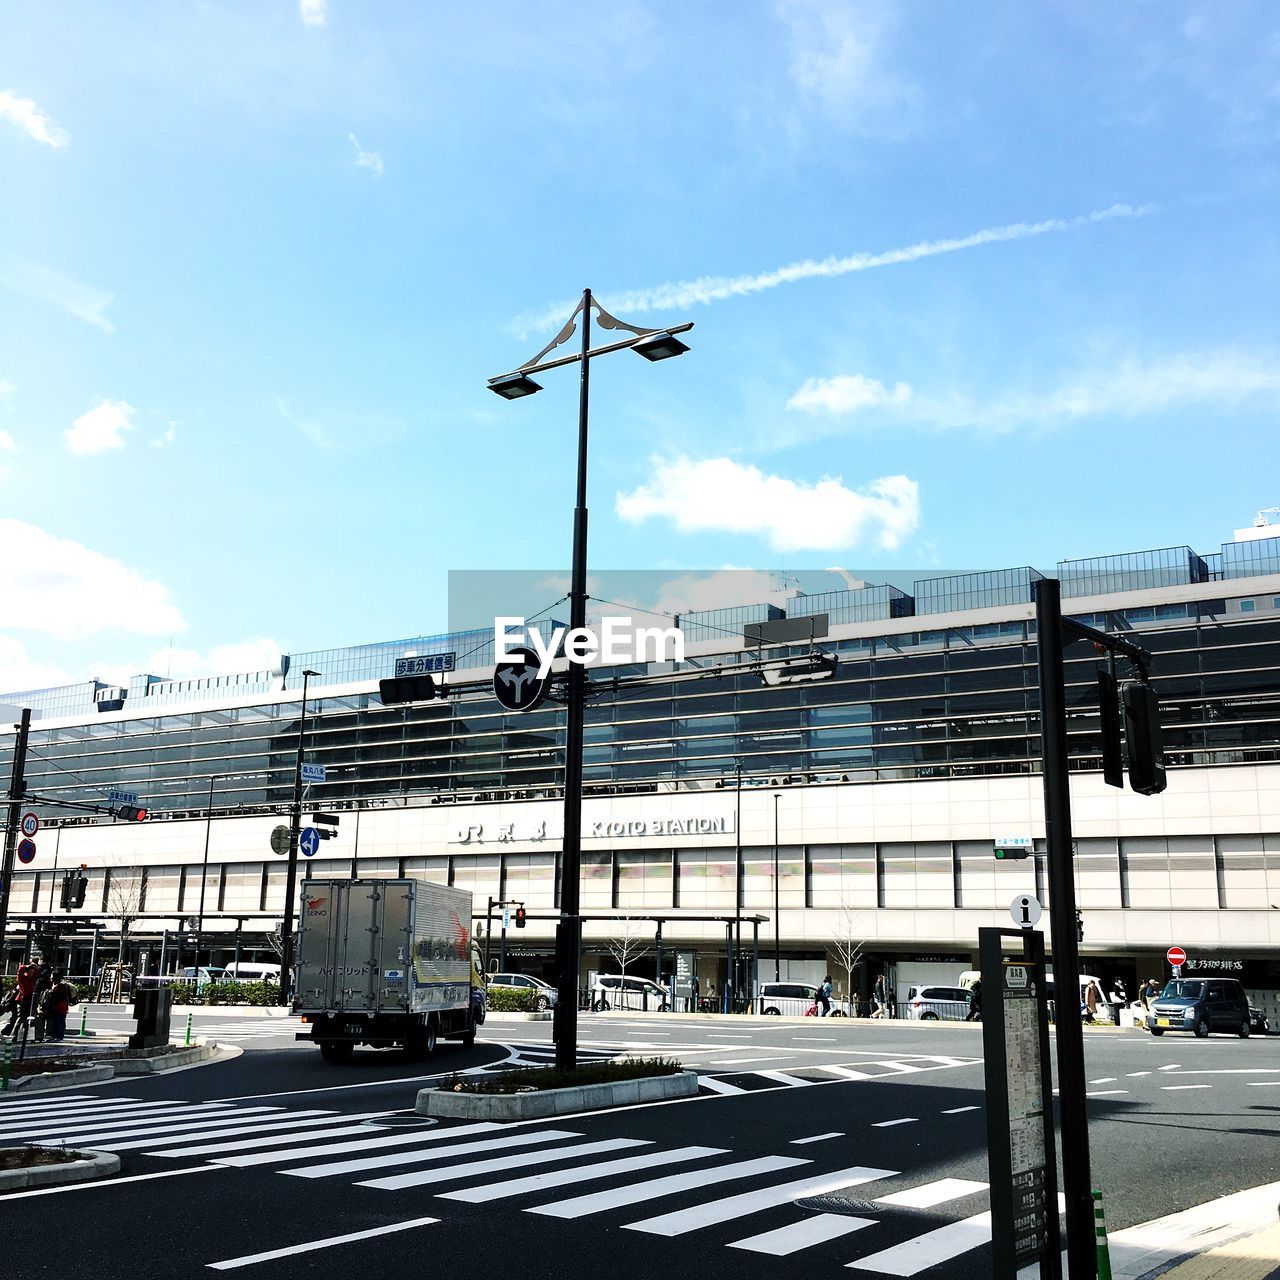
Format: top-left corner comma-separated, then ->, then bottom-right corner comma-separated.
515,905 -> 527,928
378,675 -> 440,704
1076,910 -> 1084,943
60,872 -> 88,909
113,804 -> 148,821
1122,680 -> 1167,796
1097,669 -> 1124,789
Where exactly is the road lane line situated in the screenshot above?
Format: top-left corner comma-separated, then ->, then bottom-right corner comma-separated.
875,1179 -> 988,1208
699,1077 -> 747,1095
358,1138 -> 648,1191
872,1118 -> 918,1128
2,1165 -> 226,1200
1127,1071 -> 1152,1077
757,1071 -> 816,1087
1247,1082 -> 1280,1087
530,1155 -> 804,1219
624,1165 -> 896,1237
285,1129 -> 581,1179
942,1106 -> 980,1115
215,1121 -> 502,1167
1087,1090 -> 1129,1097
0,1102 -> 238,1137
791,1132 -> 844,1145
816,1065 -> 873,1080
151,1119 -> 400,1157
1089,1078 -> 1117,1084
107,1113 -> 356,1152
443,1145 -> 723,1204
1161,1084 -> 1212,1091
846,1211 -> 991,1275
714,1055 -> 799,1065
207,1217 -> 439,1270
0,1095 -> 99,1111
48,1109 -> 303,1146
731,1213 -> 875,1255
1158,1064 -> 1182,1071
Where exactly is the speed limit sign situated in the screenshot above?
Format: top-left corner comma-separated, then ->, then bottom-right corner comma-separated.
20,813 -> 38,838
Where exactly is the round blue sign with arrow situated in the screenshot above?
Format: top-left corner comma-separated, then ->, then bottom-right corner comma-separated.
17,838 -> 37,864
299,827 -> 321,858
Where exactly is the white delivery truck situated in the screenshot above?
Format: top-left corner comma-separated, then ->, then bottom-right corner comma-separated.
293,878 -> 484,1063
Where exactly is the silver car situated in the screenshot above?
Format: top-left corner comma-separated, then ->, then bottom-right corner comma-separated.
905,984 -> 971,1020
488,972 -> 557,1011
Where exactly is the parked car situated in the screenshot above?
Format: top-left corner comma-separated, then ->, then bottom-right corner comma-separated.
1248,1003 -> 1269,1035
757,981 -> 849,1017
1147,977 -> 1251,1037
905,984 -> 971,1020
223,962 -> 280,983
590,974 -> 669,1012
179,966 -> 229,990
488,972 -> 556,1011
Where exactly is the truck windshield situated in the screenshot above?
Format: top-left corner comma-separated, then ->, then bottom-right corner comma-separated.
1161,980 -> 1205,999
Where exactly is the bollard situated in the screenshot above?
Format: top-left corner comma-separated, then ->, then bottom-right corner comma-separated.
185,1010 -> 193,1047
1093,1190 -> 1113,1280
78,1005 -> 88,1038
2,1039 -> 10,1091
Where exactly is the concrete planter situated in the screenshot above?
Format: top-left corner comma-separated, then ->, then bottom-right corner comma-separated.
112,1042 -> 223,1074
2,1064 -> 115,1093
418,1069 -> 699,1120
0,1149 -> 119,1190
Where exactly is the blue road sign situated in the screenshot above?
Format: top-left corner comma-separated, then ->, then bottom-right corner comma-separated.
17,839 -> 37,864
301,763 -> 326,784
395,652 -> 455,678
299,827 -> 321,858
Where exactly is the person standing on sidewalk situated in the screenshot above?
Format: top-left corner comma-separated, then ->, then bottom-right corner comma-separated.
41,971 -> 75,1042
7,960 -> 40,1038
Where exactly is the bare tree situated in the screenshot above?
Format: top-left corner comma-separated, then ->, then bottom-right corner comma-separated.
106,867 -> 145,966
605,917 -> 653,1008
830,900 -> 869,1014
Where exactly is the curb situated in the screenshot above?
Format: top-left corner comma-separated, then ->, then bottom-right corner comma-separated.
417,1069 -> 699,1120
0,1041 -> 230,1094
111,1042 -> 224,1074
1,1064 -> 115,1094
0,1149 -> 120,1191
485,1011 -> 553,1022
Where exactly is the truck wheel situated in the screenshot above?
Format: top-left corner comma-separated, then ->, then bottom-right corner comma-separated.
320,1041 -> 354,1064
460,1030 -> 476,1046
405,1018 -> 438,1060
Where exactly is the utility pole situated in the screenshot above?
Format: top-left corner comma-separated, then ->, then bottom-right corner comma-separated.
0,709 -> 32,966
278,669 -> 319,1007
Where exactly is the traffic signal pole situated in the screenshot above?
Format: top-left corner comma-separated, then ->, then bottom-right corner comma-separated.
0,709 -> 32,965
1035,581 -> 1093,1279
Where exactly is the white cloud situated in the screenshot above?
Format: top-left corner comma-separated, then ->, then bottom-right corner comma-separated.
65,399 -> 135,455
299,0 -> 328,27
150,423 -> 178,449
348,132 -> 384,177
786,349 -> 1280,434
616,456 -> 919,553
0,429 -> 14,451
0,90 -> 69,147
777,0 -> 921,136
650,570 -> 797,617
0,262 -> 114,332
0,380 -> 13,398
0,637 -> 74,694
141,637 -> 283,681
787,373 -> 912,415
513,203 -> 1150,335
0,519 -> 186,640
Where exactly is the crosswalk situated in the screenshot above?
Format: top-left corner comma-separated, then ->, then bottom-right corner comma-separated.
473,1040 -> 621,1073
0,1092 -> 1004,1275
696,1054 -> 980,1096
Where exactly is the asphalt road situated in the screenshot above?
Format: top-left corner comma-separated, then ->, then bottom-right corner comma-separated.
0,1011 -> 1275,1279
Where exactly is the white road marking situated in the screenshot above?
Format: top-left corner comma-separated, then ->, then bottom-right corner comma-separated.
2,1165 -> 225,1200
1246,1082 -> 1280,1087
791,1132 -> 844,1145
847,1210 -> 991,1275
794,1037 -> 838,1042
1087,1090 -> 1129,1097
872,1118 -> 918,1129
1161,1084 -> 1212,1091
1089,1078 -> 1116,1084
817,1065 -> 874,1080
358,1137 -> 648,1192
0,1094 -> 100,1111
624,1165 -> 896,1237
713,1055 -> 799,1065
942,1106 -> 980,1115
1126,1071 -> 1152,1077
731,1213 -> 875,1255
529,1156 -> 804,1219
0,1102 -> 242,1138
1154,1068 -> 1280,1076
758,1070 -> 816,1088
48,1109 -> 319,1146
699,1077 -> 747,1095
1158,1064 -> 1182,1071
443,1145 -> 723,1204
875,1178 -> 987,1209
207,1217 -> 439,1270
286,1129 -> 580,1179
216,1121 -> 502,1167
152,1119 -> 398,1158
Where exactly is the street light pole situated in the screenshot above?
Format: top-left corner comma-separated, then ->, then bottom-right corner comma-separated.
278,668 -> 320,1007
197,773 -> 217,975
773,791 -> 781,982
489,289 -> 692,1071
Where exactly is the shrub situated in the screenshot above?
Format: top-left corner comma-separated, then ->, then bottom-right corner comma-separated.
486,986 -> 540,1013
440,1056 -> 683,1095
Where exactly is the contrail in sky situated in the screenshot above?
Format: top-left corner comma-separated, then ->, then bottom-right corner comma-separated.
512,202 -> 1151,335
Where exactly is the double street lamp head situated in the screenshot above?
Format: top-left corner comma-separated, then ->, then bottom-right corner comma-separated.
488,371 -> 543,400
630,330 -> 689,362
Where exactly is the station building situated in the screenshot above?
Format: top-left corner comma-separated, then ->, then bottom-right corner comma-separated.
3,529 -> 1279,1021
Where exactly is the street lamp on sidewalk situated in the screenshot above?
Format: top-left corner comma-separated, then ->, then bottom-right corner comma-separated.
489,289 -> 691,1070
278,668 -> 321,1006
773,791 -> 782,982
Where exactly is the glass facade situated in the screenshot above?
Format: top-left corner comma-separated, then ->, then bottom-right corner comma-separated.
1222,535 -> 1280,580
913,567 -> 1043,615
1058,545 -> 1209,597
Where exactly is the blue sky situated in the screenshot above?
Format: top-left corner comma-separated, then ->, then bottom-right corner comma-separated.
1,2 -> 1278,691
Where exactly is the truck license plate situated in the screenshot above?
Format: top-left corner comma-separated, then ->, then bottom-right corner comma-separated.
344,1023 -> 363,1035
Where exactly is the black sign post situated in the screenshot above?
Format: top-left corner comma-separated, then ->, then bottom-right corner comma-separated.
493,645 -> 549,713
980,926 -> 1062,1280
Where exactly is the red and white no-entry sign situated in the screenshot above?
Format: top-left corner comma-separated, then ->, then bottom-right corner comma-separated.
1167,945 -> 1186,967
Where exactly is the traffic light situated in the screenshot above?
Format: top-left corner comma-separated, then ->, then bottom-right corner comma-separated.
312,812 -> 339,841
378,675 -> 440,704
114,804 -> 148,821
1122,680 -> 1167,796
1097,670 -> 1124,789
60,871 -> 88,909
993,837 -> 1033,860
515,905 -> 527,929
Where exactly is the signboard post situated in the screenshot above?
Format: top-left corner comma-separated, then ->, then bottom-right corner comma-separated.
1167,945 -> 1186,977
980,926 -> 1062,1280
300,763 -> 326,784
19,813 -> 38,839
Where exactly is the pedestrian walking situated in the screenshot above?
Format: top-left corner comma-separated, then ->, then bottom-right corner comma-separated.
690,973 -> 700,1013
41,971 -> 76,1041
0,981 -> 16,1037
1141,977 -> 1160,1009
30,961 -> 51,1041
886,985 -> 897,1018
965,978 -> 983,1022
1082,979 -> 1099,1024
7,960 -> 40,1038
818,974 -> 832,1017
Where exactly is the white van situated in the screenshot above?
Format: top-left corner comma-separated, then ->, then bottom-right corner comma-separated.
224,962 -> 281,983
